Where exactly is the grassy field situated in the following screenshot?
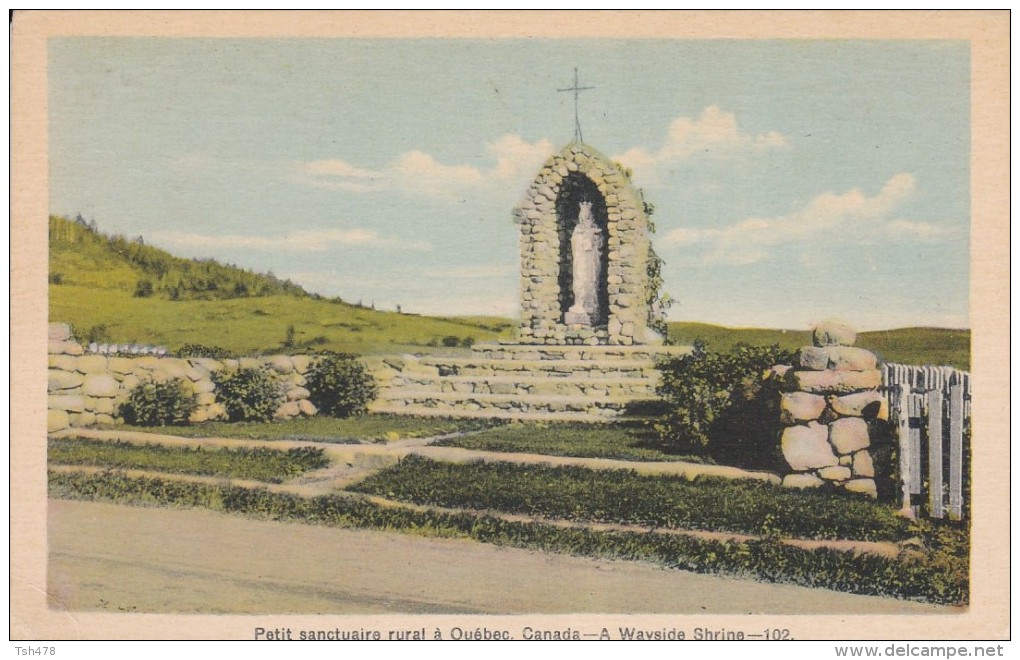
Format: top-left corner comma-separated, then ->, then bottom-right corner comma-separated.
51,285 -> 513,356
668,322 -> 970,371
48,438 -> 328,483
435,421 -> 710,463
108,414 -> 501,443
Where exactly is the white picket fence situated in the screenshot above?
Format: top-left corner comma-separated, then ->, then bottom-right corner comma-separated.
883,364 -> 971,520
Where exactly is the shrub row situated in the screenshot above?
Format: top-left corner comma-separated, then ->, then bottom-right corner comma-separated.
48,438 -> 329,483
119,353 -> 376,426
348,456 -> 910,542
47,470 -> 967,606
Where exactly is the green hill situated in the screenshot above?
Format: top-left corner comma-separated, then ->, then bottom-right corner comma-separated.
668,322 -> 970,371
48,215 -> 968,368
48,215 -> 514,355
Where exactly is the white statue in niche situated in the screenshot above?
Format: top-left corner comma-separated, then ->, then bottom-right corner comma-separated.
565,200 -> 603,325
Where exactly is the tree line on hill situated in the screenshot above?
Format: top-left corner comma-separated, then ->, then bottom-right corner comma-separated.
49,214 -> 319,302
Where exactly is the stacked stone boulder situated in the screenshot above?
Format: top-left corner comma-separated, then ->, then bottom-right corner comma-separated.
47,323 -> 323,432
771,323 -> 886,498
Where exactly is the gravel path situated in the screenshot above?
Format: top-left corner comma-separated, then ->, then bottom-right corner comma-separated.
48,499 -> 952,617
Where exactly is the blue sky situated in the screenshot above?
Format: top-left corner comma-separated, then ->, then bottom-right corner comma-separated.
49,38 -> 970,330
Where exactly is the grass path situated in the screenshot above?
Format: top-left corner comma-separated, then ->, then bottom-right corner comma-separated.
51,427 -> 781,488
48,428 -> 907,559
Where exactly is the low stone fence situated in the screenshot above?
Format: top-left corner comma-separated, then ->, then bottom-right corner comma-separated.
768,323 -> 884,498
47,323 -> 321,432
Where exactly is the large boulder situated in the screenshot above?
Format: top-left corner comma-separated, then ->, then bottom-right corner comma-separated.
818,465 -> 853,482
782,473 -> 824,489
786,369 -> 882,395
817,346 -> 878,372
83,375 -> 120,398
781,422 -> 838,471
47,409 -> 70,433
844,478 -> 878,499
796,346 -> 829,371
77,355 -> 109,374
812,322 -> 857,347
829,391 -> 888,420
779,392 -> 826,424
48,394 -> 85,413
49,340 -> 83,356
829,417 -> 871,454
852,450 -> 875,478
48,370 -> 83,392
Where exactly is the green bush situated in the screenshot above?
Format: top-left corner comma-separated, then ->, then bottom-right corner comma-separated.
133,278 -> 154,298
119,378 -> 196,427
305,353 -> 378,418
441,335 -> 460,348
177,343 -> 235,359
654,341 -> 794,464
211,367 -> 282,422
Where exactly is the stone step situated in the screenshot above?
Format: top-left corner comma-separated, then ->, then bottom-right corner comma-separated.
366,402 -> 647,423
371,390 -> 660,418
414,356 -> 656,378
386,374 -> 659,397
473,342 -> 692,362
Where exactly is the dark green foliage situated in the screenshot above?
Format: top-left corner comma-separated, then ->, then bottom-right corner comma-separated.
304,353 -> 378,418
48,438 -> 328,483
654,341 -> 794,464
49,272 -> 64,285
133,278 -> 154,297
84,324 -> 110,345
349,456 -> 910,543
283,324 -> 296,349
47,471 -> 967,605
118,378 -> 196,427
211,367 -> 283,422
441,335 -> 460,348
176,343 -> 236,359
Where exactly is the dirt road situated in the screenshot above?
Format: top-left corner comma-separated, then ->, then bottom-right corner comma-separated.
48,499 -> 952,616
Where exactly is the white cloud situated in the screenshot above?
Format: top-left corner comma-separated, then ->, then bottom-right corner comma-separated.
297,134 -> 553,202
423,264 -> 515,279
613,106 -> 787,183
664,173 -> 931,265
152,228 -> 431,253
885,219 -> 947,241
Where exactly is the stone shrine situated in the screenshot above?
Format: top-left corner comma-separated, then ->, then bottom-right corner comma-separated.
516,143 -> 662,346
368,142 -> 690,421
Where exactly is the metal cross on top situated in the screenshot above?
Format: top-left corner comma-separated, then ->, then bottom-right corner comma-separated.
557,67 -> 595,144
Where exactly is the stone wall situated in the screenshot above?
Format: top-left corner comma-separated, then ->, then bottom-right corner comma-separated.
47,323 -> 320,432
769,323 -> 885,497
514,142 -> 659,346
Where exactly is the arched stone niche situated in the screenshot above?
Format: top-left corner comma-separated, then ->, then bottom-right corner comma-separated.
513,142 -> 660,346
